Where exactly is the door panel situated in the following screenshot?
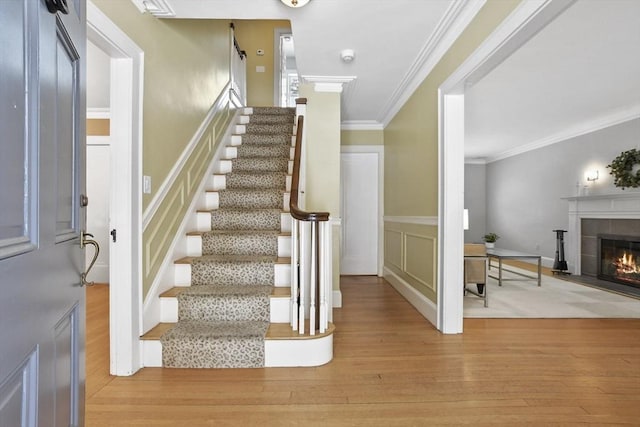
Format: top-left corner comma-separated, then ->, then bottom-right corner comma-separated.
0,0 -> 34,257
340,152 -> 379,275
0,0 -> 86,425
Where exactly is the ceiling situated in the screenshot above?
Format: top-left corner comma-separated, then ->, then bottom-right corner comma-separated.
133,0 -> 640,160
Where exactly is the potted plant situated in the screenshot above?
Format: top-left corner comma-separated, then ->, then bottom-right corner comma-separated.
483,232 -> 499,249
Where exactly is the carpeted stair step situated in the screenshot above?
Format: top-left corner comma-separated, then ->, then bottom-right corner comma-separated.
224,171 -> 287,189
250,107 -> 295,115
245,123 -> 293,135
160,319 -> 269,368
238,133 -> 293,145
249,114 -> 295,125
190,254 -> 277,286
209,208 -> 283,231
201,230 -> 279,256
177,284 -> 272,322
236,143 -> 291,158
231,157 -> 289,173
218,188 -> 284,209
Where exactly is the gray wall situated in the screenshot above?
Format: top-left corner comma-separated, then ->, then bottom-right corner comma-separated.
482,118 -> 640,266
464,163 -> 487,243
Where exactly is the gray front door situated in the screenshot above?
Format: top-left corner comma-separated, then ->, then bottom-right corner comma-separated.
0,0 -> 86,426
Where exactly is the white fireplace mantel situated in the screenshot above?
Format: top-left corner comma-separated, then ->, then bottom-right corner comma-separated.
563,192 -> 640,274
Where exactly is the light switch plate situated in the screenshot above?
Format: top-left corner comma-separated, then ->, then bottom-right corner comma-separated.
256,65 -> 265,73
143,175 -> 151,194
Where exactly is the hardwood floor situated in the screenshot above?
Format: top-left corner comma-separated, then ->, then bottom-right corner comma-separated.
86,278 -> 640,426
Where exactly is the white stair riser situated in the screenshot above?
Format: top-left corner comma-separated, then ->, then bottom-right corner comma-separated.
159,295 -> 290,323
141,329 -> 332,368
205,192 -> 219,210
196,212 -> 291,232
216,160 -> 233,174
174,263 -> 291,287
238,115 -> 250,124
186,235 -> 291,257
223,146 -> 237,159
234,124 -> 246,134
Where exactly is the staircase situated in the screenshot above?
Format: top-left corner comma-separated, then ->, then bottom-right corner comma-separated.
141,107 -> 333,368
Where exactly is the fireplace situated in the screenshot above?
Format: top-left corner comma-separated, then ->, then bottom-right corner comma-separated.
597,234 -> 640,288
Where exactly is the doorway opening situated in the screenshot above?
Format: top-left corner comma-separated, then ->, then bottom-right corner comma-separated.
274,29 -> 299,107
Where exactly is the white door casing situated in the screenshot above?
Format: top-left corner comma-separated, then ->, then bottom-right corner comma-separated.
340,146 -> 384,276
340,152 -> 378,275
0,0 -> 86,424
438,0 -> 574,333
87,2 -> 144,376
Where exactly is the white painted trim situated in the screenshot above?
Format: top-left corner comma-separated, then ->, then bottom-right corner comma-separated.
438,0 -> 574,335
301,75 -> 357,93
486,106 -> 640,163
142,82 -> 232,230
332,290 -> 342,308
87,107 -> 110,119
142,110 -> 240,334
341,145 -> 385,276
379,0 -> 486,126
383,267 -> 437,327
438,93 -> 465,334
340,121 -> 384,131
86,136 -> 110,146
384,216 -> 438,226
87,1 -> 145,376
273,27 -> 292,107
464,158 -> 487,165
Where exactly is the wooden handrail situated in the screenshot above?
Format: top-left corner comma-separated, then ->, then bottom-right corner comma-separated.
289,115 -> 330,222
229,23 -> 247,59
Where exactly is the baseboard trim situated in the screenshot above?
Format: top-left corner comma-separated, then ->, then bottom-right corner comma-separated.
332,290 -> 342,308
383,266 -> 437,327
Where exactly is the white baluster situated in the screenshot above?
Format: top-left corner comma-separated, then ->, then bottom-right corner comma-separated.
290,218 -> 299,331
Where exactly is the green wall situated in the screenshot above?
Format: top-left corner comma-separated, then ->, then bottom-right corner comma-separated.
383,0 -> 521,301
92,0 -> 231,211
92,1 -> 234,297
341,129 -> 384,146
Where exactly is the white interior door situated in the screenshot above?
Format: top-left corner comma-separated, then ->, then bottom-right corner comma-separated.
340,152 -> 379,275
0,0 -> 86,425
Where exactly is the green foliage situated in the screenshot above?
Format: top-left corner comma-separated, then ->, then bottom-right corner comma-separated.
607,149 -> 640,189
483,233 -> 499,243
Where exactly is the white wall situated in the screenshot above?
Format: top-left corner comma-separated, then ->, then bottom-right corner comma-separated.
87,40 -> 110,109
482,118 -> 640,266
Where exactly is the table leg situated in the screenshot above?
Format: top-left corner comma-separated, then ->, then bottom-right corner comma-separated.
498,258 -> 503,286
537,257 -> 541,286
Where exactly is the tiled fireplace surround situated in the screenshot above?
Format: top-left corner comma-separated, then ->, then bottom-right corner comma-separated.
566,192 -> 640,278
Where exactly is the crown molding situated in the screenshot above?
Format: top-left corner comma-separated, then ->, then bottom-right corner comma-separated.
341,121 -> 384,131
301,75 -> 357,93
129,0 -> 175,17
486,105 -> 640,163
379,0 -> 486,126
464,158 -> 487,165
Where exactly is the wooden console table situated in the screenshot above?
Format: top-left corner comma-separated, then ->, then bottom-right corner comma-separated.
486,248 -> 541,287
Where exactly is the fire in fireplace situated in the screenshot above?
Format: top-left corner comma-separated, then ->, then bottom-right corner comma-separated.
598,234 -> 640,288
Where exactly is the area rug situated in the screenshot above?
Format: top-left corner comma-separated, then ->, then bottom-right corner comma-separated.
464,265 -> 640,318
